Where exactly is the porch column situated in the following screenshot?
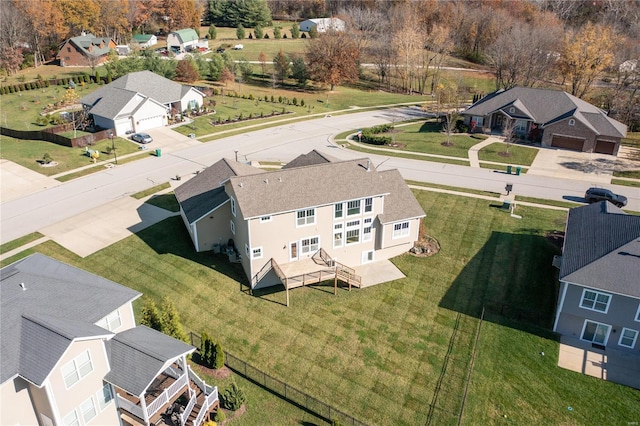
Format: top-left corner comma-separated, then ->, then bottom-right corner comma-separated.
182,354 -> 196,397
139,390 -> 150,426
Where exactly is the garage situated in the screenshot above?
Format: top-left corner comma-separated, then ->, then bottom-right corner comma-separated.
135,114 -> 165,132
551,135 -> 585,151
594,140 -> 617,155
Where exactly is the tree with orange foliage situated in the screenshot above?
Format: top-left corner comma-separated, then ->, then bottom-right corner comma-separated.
305,31 -> 359,91
13,0 -> 67,67
175,59 -> 200,83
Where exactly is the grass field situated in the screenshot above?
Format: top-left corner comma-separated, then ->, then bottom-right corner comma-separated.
17,191 -> 639,425
478,142 -> 539,166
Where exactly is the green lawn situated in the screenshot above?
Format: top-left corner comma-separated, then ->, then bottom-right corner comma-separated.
17,191 -> 639,425
346,143 -> 471,167
478,142 -> 539,166
0,232 -> 44,253
612,178 -> 640,188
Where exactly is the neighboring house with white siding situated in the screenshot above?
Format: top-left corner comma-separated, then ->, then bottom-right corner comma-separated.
553,201 -> 640,387
299,18 -> 345,33
78,70 -> 205,136
175,151 -> 425,293
0,254 -> 219,426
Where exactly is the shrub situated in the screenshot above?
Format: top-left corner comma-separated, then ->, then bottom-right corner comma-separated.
214,342 -> 225,369
292,97 -> 298,106
42,153 -> 53,164
300,99 -> 305,107
278,96 -> 282,103
222,382 -> 246,411
238,112 -> 243,120
213,409 -> 226,423
270,95 -> 274,102
248,93 -> 254,100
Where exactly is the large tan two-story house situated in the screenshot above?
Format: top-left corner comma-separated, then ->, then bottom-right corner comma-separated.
462,87 -> 627,155
1,254 -> 219,426
175,151 -> 425,295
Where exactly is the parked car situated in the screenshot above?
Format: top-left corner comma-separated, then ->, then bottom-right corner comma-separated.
216,47 -> 225,53
131,133 -> 153,144
233,44 -> 243,50
584,187 -> 627,207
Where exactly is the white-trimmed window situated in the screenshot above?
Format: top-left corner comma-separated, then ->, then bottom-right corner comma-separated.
363,218 -> 373,242
509,107 -> 515,114
514,119 -> 527,133
347,200 -> 361,216
581,320 -> 611,345
296,208 -> 315,226
346,220 -> 360,245
63,410 -> 80,426
568,119 -> 575,126
260,215 -> 272,223
392,221 -> 410,239
333,223 -> 343,248
334,203 -> 343,219
252,247 -> 263,259
473,116 -> 484,127
96,310 -> 122,332
635,304 -> 640,322
619,328 -> 638,348
61,350 -> 93,388
230,198 -> 236,217
97,382 -> 114,410
364,198 -> 373,213
301,237 -> 319,254
230,220 -> 235,235
580,289 -> 610,313
80,397 -> 97,423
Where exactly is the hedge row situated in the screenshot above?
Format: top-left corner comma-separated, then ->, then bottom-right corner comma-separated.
0,74 -> 113,95
360,124 -> 394,145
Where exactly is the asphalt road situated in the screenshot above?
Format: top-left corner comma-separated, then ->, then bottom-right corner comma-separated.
1,107 -> 638,243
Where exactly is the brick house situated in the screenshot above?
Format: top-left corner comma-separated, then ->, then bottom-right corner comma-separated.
57,33 -> 116,67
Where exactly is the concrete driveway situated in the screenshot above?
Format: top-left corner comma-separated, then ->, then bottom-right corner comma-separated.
0,159 -> 61,202
528,148 -> 625,183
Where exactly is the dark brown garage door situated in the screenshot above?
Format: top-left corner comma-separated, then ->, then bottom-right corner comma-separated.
551,135 -> 585,151
594,140 -> 616,155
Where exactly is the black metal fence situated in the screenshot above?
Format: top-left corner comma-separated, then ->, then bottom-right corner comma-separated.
189,332 -> 367,426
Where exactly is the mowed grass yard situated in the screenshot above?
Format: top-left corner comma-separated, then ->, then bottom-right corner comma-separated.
17,191 -> 640,425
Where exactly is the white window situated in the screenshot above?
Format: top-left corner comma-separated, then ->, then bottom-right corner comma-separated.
635,304 -> 640,322
230,220 -> 235,235
346,220 -> 360,245
364,198 -> 373,213
63,410 -> 79,426
581,320 -> 611,345
580,289 -> 610,313
301,237 -> 319,254
80,397 -> 97,423
260,215 -> 272,222
296,208 -> 315,226
61,350 -> 93,388
568,119 -> 575,126
347,200 -> 361,216
96,383 -> 114,410
252,247 -> 263,259
363,218 -> 373,242
392,221 -> 410,239
473,116 -> 484,127
97,310 -> 122,332
230,198 -> 236,217
619,328 -> 638,348
514,119 -> 527,133
333,223 -> 343,248
334,203 -> 343,219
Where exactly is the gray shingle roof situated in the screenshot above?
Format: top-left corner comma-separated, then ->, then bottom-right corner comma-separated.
464,87 -> 626,138
80,87 -> 145,120
230,156 -> 425,220
104,326 -> 194,396
174,159 -> 262,223
68,33 -> 113,57
1,254 -> 141,385
109,71 -> 195,105
376,169 -> 426,223
281,149 -> 339,169
560,201 -> 640,298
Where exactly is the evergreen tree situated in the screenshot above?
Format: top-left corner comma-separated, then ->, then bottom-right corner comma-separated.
208,25 -> 217,40
214,342 -> 225,369
309,26 -> 318,39
273,26 -> 282,39
254,25 -> 263,39
160,297 -> 187,342
222,381 -> 246,411
291,23 -> 300,39
291,55 -> 309,87
236,24 -> 245,40
140,298 -> 162,331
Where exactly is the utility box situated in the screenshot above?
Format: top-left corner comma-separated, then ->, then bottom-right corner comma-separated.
156,149 -> 162,157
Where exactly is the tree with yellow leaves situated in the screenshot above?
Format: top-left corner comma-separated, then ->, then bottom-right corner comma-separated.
559,22 -> 617,98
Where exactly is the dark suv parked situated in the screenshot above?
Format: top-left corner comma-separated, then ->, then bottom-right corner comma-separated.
585,187 -> 628,207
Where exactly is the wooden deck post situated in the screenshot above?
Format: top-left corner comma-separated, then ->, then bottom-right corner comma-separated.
334,273 -> 337,295
349,274 -> 352,292
285,279 -> 289,307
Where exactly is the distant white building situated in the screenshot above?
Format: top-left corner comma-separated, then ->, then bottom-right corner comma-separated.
167,28 -> 199,53
131,34 -> 158,48
299,18 -> 345,33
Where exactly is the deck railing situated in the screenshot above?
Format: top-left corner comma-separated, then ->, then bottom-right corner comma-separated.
147,373 -> 188,418
116,394 -> 145,421
271,258 -> 286,282
180,393 -> 197,426
193,387 -> 219,426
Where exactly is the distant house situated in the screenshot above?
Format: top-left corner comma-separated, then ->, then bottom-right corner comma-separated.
461,87 -> 627,155
174,151 -> 425,296
167,28 -> 199,53
0,253 -> 219,426
131,33 -> 158,48
299,18 -> 346,33
78,70 -> 205,135
553,202 -> 640,370
57,32 -> 116,67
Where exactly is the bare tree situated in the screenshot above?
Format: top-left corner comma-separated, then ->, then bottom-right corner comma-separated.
501,117 -> 518,155
422,80 -> 462,147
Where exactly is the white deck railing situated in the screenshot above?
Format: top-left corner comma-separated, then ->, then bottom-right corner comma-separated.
116,393 -> 144,420
146,373 -> 188,418
180,393 -> 197,426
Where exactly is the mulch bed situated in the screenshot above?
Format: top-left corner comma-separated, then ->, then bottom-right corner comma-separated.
410,235 -> 441,257
545,231 -> 564,250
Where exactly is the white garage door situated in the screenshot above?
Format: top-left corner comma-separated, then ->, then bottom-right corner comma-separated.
114,117 -> 133,136
135,114 -> 165,132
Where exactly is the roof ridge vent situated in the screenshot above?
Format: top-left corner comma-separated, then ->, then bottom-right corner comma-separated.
239,182 -> 243,188
264,178 -> 269,184
20,282 -> 26,291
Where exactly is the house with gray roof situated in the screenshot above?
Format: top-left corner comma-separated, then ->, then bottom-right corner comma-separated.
553,201 -> 640,385
78,70 -> 205,136
175,151 -> 425,294
57,32 -> 116,67
462,87 -> 627,155
1,254 -> 218,426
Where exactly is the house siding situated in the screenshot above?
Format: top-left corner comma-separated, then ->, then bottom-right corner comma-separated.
179,89 -> 205,113
50,339 -> 112,422
0,378 -> 40,426
542,118 -> 596,151
555,282 -> 640,351
131,100 -> 168,132
193,204 -> 233,252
